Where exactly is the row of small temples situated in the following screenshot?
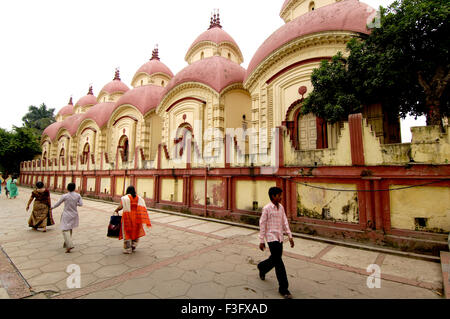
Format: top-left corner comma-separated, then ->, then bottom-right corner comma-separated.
20,0 -> 449,255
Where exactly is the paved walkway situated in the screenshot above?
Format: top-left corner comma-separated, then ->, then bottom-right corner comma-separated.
0,187 -> 444,299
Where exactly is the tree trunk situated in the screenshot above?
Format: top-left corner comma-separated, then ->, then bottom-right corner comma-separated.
426,100 -> 444,131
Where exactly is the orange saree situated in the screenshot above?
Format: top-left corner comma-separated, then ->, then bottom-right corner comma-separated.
119,195 -> 151,240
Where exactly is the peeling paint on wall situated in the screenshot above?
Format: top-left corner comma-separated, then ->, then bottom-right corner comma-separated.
296,183 -> 359,223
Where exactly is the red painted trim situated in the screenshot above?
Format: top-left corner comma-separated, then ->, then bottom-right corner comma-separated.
113,115 -> 138,126
80,127 -> 97,135
57,134 -> 71,142
266,57 -> 331,85
348,113 -> 365,166
166,97 -> 206,113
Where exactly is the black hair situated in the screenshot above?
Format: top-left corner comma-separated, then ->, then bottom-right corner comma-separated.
268,186 -> 283,200
126,186 -> 137,198
67,183 -> 76,192
36,181 -> 44,189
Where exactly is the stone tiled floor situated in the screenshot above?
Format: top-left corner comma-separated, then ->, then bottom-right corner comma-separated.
0,187 -> 444,299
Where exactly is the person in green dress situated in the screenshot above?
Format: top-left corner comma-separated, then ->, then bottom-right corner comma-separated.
9,178 -> 18,199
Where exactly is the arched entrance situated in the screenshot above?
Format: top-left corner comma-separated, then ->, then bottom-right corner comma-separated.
118,135 -> 129,162
174,123 -> 193,158
82,143 -> 90,165
59,148 -> 65,166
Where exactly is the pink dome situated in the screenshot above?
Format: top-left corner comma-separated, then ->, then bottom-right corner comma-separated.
76,87 -> 97,107
115,84 -> 164,115
163,56 -> 246,95
186,26 -> 241,59
100,69 -> 129,95
83,102 -> 116,128
60,114 -> 86,136
57,97 -> 74,116
57,104 -> 74,116
42,121 -> 63,140
75,94 -> 97,107
135,59 -> 174,79
246,0 -> 374,81
100,79 -> 129,95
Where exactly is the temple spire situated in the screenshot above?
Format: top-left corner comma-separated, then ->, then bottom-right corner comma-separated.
88,84 -> 93,95
68,96 -> 73,105
208,9 -> 222,29
151,44 -> 160,61
113,67 -> 120,81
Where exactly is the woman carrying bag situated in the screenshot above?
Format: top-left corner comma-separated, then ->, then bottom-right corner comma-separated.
114,186 -> 151,254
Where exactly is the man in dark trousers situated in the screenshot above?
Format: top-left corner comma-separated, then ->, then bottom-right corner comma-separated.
257,186 -> 295,299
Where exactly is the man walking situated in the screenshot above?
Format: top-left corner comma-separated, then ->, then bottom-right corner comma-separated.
257,186 -> 295,299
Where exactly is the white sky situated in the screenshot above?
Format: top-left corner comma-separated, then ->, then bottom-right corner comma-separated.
0,0 -> 424,142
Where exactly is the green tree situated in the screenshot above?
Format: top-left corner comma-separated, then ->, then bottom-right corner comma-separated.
302,0 -> 450,126
22,103 -> 56,136
0,126 -> 41,178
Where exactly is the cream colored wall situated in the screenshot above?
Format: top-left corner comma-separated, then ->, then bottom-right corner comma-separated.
132,73 -> 172,88
132,73 -> 150,88
297,182 -> 359,223
161,178 -> 183,202
281,0 -> 337,23
284,121 -> 352,166
100,178 -> 111,194
149,74 -> 171,87
235,180 -> 276,211
115,177 -> 131,196
410,126 -> 450,164
270,60 -> 325,128
57,176 -> 63,189
149,114 -> 162,161
189,47 -> 215,64
192,178 -> 224,207
390,185 -> 450,232
86,178 -> 96,192
136,178 -> 154,199
362,119 -> 383,166
49,176 -> 54,188
223,90 -> 252,129
75,177 -> 81,191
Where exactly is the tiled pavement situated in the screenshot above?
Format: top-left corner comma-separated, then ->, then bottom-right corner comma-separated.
0,187 -> 445,299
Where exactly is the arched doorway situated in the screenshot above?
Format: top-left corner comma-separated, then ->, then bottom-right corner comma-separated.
59,148 -> 65,166
118,135 -> 129,162
43,151 -> 47,167
82,143 -> 90,165
174,123 -> 193,158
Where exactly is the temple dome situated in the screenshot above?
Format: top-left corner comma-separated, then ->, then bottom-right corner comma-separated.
115,84 -> 164,115
83,102 -> 116,128
163,56 -> 246,95
57,97 -> 74,117
185,13 -> 243,64
75,86 -> 97,108
246,0 -> 374,81
99,69 -> 129,95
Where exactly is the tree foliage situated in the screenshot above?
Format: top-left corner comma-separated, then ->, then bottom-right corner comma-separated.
302,0 -> 450,125
22,103 -> 56,136
0,126 -> 41,178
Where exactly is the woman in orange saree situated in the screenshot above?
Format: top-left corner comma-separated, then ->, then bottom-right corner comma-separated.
114,186 -> 151,254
